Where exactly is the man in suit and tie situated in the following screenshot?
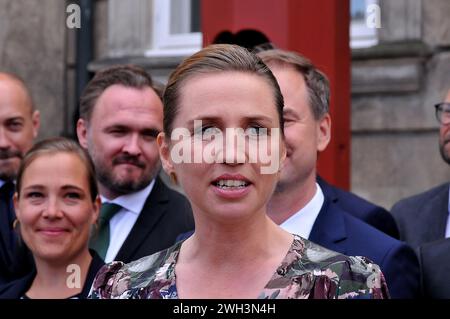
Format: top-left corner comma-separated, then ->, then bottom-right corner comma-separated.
77,65 -> 194,264
392,89 -> 450,249
257,49 -> 420,298
0,72 -> 39,284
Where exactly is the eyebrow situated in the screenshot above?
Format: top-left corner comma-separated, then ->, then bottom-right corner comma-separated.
283,109 -> 299,118
187,115 -> 276,126
5,116 -> 25,122
105,125 -> 160,136
60,185 -> 85,192
22,185 -> 85,192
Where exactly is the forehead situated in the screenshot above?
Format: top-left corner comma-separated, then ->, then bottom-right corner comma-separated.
445,89 -> 450,102
91,84 -> 163,125
0,79 -> 32,119
178,71 -> 278,118
269,65 -> 311,113
22,152 -> 88,184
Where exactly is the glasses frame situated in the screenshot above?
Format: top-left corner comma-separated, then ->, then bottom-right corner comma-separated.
435,102 -> 450,125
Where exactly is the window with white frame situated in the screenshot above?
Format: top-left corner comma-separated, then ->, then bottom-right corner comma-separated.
350,0 -> 379,48
149,0 -> 202,56
148,0 -> 377,56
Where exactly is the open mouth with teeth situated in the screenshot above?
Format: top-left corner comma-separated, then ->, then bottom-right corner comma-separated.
213,179 -> 250,189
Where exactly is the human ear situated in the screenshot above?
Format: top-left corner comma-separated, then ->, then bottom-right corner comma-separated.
317,113 -> 331,152
157,132 -> 175,175
76,118 -> 89,149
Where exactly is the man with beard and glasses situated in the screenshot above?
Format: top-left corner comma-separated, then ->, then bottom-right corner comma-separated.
77,65 -> 194,264
0,72 -> 39,284
392,89 -> 450,249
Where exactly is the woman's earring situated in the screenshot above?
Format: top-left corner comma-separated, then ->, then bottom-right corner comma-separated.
12,219 -> 19,230
170,172 -> 178,185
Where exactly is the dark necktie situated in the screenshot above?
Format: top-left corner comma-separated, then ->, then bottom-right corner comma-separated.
89,203 -> 122,260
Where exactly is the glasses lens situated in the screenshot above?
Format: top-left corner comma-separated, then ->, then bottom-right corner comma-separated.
436,103 -> 450,124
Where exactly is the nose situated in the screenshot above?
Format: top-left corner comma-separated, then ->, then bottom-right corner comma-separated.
122,134 -> 142,156
221,128 -> 246,165
42,197 -> 63,219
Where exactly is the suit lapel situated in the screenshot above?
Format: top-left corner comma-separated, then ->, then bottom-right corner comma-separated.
417,184 -> 449,243
309,197 -> 348,255
115,177 -> 169,262
316,176 -> 338,203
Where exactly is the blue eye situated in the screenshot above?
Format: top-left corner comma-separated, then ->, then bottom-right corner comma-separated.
203,126 -> 221,136
245,126 -> 267,138
194,126 -> 222,141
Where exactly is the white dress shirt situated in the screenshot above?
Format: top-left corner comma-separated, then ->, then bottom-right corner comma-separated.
100,179 -> 155,263
280,183 -> 324,239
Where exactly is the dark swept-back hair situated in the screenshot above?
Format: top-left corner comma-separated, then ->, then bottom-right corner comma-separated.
79,64 -> 162,122
16,137 -> 98,202
257,49 -> 330,120
163,44 -> 284,135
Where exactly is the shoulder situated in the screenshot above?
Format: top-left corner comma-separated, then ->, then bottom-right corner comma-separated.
90,244 -> 180,299
324,182 -> 390,219
391,183 -> 448,214
318,178 -> 397,235
340,211 -> 409,256
151,178 -> 192,212
281,237 -> 389,299
0,272 -> 35,299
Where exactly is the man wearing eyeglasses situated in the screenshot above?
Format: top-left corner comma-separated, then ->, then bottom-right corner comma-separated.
392,89 -> 450,249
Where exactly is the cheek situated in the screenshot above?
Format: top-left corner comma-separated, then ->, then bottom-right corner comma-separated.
440,126 -> 450,139
69,204 -> 96,226
175,163 -> 204,189
16,202 -> 40,225
142,143 -> 161,161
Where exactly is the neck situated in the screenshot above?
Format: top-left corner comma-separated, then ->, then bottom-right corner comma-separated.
27,249 -> 92,299
98,183 -> 120,200
182,211 -> 292,266
267,174 -> 317,225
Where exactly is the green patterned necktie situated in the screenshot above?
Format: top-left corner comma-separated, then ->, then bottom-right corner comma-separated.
90,203 -> 122,260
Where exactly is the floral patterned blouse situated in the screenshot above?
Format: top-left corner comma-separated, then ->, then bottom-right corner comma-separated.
90,235 -> 389,299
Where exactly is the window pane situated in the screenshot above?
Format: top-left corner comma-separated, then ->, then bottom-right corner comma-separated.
170,0 -> 201,35
191,0 -> 201,33
351,0 -> 366,22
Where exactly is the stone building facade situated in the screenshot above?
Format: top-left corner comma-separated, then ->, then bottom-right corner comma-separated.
0,0 -> 449,209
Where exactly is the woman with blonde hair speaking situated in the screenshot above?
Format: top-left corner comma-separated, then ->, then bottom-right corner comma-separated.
91,44 -> 389,299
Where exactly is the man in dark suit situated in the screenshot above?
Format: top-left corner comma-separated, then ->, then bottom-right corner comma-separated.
258,49 -> 419,298
392,89 -> 450,248
318,176 -> 399,239
77,65 -> 194,263
417,238 -> 450,298
0,72 -> 39,284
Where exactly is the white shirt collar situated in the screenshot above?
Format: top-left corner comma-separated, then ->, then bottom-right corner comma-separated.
280,183 -> 325,239
100,179 -> 156,215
